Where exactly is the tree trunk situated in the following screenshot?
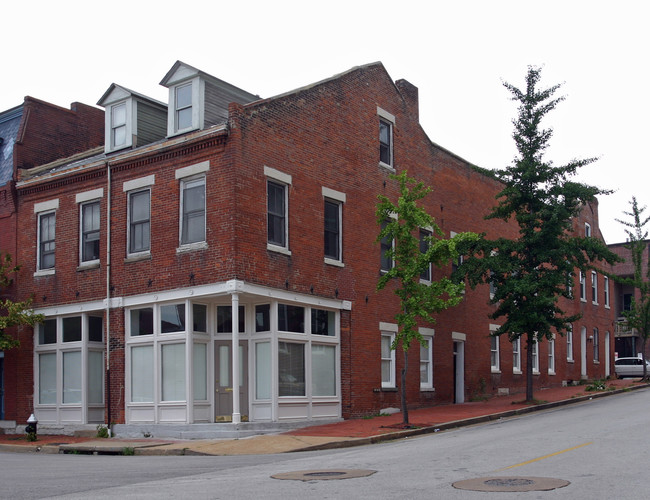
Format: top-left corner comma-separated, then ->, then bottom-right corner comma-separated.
526,333 -> 534,402
401,349 -> 409,426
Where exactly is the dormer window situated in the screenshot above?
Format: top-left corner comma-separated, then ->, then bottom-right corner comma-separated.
161,61 -> 259,138
111,103 -> 127,148
98,83 -> 167,154
175,83 -> 193,131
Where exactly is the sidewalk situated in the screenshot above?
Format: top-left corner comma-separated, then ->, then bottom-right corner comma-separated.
1,379 -> 646,456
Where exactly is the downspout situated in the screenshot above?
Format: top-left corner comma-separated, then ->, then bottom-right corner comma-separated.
105,161 -> 112,434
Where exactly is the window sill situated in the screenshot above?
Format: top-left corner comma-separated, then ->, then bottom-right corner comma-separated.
592,302 -> 599,306
513,369 -> 522,375
77,261 -> 100,271
567,359 -> 574,363
324,257 -> 344,268
593,360 -> 600,365
125,252 -> 152,263
177,241 -> 208,254
533,370 -> 540,376
419,278 -> 432,285
420,387 -> 435,392
34,269 -> 55,277
491,368 -> 501,374
548,370 -> 556,376
379,161 -> 395,173
267,243 -> 292,256
605,305 -> 610,309
381,386 -> 397,392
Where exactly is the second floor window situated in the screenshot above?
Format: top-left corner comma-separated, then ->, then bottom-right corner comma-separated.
420,229 -> 431,281
180,177 -> 205,245
267,180 -> 287,248
379,119 -> 392,166
324,199 -> 341,261
579,271 -> 586,301
380,219 -> 393,272
129,190 -> 151,254
81,201 -> 100,263
591,271 -> 598,304
39,212 -> 56,270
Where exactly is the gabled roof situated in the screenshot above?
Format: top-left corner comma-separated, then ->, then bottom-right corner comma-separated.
160,60 -> 259,102
97,83 -> 166,109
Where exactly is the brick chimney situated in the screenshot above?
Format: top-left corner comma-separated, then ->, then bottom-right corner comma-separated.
395,79 -> 419,122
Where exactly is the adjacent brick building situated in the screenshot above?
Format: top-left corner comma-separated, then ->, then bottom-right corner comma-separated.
1,61 -> 616,433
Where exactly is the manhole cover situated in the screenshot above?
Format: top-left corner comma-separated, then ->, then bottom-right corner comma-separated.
271,469 -> 376,481
453,476 -> 570,492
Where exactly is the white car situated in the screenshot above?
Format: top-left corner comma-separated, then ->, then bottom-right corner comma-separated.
614,357 -> 650,378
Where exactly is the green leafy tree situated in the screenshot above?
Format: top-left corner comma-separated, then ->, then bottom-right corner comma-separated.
0,253 -> 43,350
455,66 -> 620,401
376,171 -> 478,425
615,197 -> 650,379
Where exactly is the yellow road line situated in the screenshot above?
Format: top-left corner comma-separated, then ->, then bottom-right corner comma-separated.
498,442 -> 593,471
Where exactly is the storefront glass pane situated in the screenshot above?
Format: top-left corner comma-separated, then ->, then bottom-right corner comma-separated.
193,343 -> 207,400
255,342 -> 271,400
131,345 -> 153,402
162,343 -> 186,401
39,353 -> 56,404
63,351 -> 82,404
278,342 -> 305,396
312,344 -> 336,396
88,351 -> 103,404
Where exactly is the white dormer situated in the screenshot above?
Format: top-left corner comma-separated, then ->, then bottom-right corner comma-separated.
160,61 -> 259,138
97,84 -> 167,154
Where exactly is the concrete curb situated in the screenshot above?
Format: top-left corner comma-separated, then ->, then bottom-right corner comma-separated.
293,383 -> 650,453
2,383 -> 646,456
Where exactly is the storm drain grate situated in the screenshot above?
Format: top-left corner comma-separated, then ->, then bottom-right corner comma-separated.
453,476 -> 570,492
271,469 -> 376,481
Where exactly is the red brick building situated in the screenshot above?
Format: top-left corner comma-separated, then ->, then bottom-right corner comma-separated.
0,98 -> 103,424
609,240 -> 650,358
2,62 -> 615,434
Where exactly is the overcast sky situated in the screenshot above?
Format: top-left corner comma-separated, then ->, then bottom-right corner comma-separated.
4,0 -> 647,244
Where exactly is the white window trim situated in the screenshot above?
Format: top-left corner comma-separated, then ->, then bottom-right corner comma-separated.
579,271 -> 586,302
106,100 -> 133,152
567,325 -> 574,362
35,210 -> 56,276
548,336 -> 556,375
76,188 -> 104,204
34,314 -> 105,415
532,341 -> 540,374
175,161 -> 210,180
419,227 -> 433,284
123,175 -> 155,192
490,324 -> 500,373
381,330 -> 396,389
266,167 -> 292,255
323,187 -> 345,267
377,106 -> 395,171
78,199 -> 101,268
178,175 -> 207,250
419,327 -> 434,390
127,188 -> 152,259
604,276 -> 610,308
512,337 -> 522,374
591,271 -> 598,305
167,77 -> 202,136
34,199 -> 59,214
585,222 -> 591,238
